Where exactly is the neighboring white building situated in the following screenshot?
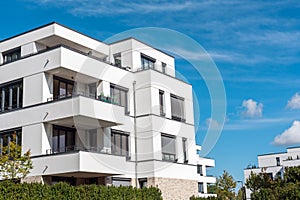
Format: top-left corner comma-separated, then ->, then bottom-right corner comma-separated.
0,22 -> 216,199
244,147 -> 300,199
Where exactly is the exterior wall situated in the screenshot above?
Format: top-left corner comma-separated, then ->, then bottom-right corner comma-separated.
0,23 -> 216,199
148,177 -> 198,200
244,147 -> 300,199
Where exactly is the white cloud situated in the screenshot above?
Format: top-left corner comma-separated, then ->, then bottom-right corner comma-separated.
241,99 -> 263,118
273,120 -> 300,145
287,93 -> 300,109
206,118 -> 221,129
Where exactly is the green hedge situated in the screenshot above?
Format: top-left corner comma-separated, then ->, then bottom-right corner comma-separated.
190,196 -> 218,200
0,181 -> 162,200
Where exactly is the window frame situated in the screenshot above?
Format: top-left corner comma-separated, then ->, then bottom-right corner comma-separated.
161,133 -> 177,162
141,54 -> 156,70
53,76 -> 74,100
170,94 -> 185,122
0,79 -> 23,113
110,84 -> 129,114
111,129 -> 129,157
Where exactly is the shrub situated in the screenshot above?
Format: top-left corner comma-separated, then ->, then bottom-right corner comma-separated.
0,181 -> 162,200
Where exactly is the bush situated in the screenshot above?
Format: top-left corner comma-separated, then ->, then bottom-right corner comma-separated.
0,181 -> 162,200
190,195 -> 218,200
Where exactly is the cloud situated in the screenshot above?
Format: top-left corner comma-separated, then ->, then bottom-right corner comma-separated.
241,99 -> 263,118
206,118 -> 222,129
287,93 -> 300,109
273,120 -> 300,145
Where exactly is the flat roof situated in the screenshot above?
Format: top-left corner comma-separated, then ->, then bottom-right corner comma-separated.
0,22 -> 174,58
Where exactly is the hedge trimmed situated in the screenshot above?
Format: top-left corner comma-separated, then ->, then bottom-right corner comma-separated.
0,181 -> 162,200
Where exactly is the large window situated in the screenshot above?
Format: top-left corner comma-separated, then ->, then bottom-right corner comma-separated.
159,90 -> 165,116
171,94 -> 185,121
111,129 -> 129,156
141,54 -> 155,70
110,84 -> 128,113
53,76 -> 74,100
52,126 -> 75,153
3,47 -> 21,64
0,79 -> 23,113
0,128 -> 21,156
161,133 -> 176,162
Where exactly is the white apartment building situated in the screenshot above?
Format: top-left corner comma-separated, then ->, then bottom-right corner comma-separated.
0,22 -> 216,199
244,147 -> 300,199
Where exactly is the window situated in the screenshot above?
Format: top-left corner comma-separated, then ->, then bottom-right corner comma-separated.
53,76 -> 74,100
3,47 -> 21,64
88,83 -> 97,98
162,62 -> 166,74
88,129 -> 97,151
112,177 -> 131,187
141,54 -> 155,70
111,129 -> 129,156
182,138 -> 188,163
114,53 -> 122,68
139,178 -> 147,188
110,84 -> 129,113
159,90 -> 165,116
52,126 -> 75,153
0,128 -> 21,156
161,134 -> 176,161
276,157 -> 280,166
197,165 -> 203,175
198,182 -> 204,193
0,79 -> 23,112
171,94 -> 185,121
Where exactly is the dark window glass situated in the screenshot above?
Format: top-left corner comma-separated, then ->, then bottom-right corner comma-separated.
0,128 -> 22,156
171,94 -> 185,121
162,62 -> 166,74
197,165 -> 203,175
114,53 -> 122,68
159,90 -> 165,116
198,182 -> 204,193
53,76 -> 74,100
52,126 -> 75,153
110,84 -> 129,113
111,130 -> 129,156
0,79 -> 23,112
276,157 -> 280,166
3,47 -> 21,64
141,55 -> 155,70
161,134 -> 176,161
182,138 -> 188,163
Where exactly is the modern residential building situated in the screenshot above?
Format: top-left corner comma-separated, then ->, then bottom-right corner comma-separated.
0,22 -> 216,199
244,147 -> 300,199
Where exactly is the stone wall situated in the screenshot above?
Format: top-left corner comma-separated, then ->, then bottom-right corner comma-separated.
148,177 -> 198,200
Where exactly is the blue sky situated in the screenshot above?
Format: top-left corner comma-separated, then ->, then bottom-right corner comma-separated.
1,0 -> 300,184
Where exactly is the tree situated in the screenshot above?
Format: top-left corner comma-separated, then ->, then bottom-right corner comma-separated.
0,133 -> 33,180
215,171 -> 237,200
245,166 -> 300,200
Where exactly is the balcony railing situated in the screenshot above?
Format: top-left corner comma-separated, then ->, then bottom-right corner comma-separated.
45,145 -> 130,158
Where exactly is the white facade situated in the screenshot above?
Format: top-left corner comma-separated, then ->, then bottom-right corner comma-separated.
244,147 -> 300,199
0,22 -> 216,199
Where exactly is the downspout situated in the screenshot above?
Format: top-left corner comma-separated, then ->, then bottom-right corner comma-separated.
133,81 -> 138,187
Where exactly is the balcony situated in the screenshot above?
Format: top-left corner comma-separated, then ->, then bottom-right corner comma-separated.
30,150 -> 134,177
0,95 -> 126,131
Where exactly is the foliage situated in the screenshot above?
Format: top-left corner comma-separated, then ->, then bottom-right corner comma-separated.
215,171 -> 237,200
0,134 -> 33,180
0,181 -> 162,200
245,166 -> 300,200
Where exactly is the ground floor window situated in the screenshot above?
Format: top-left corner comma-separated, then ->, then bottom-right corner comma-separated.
0,128 -> 21,156
112,177 -> 131,187
198,182 -> 204,193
